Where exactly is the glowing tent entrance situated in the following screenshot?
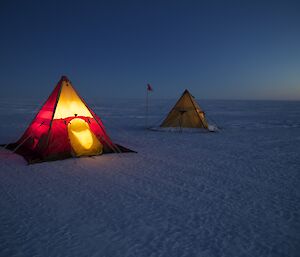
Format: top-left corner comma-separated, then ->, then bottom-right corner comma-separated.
5,76 -> 132,163
67,118 -> 103,157
160,89 -> 209,129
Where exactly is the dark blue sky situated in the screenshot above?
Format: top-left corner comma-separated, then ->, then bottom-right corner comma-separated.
0,0 -> 299,100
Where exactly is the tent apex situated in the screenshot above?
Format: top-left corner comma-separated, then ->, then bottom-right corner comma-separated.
183,89 -> 191,95
60,75 -> 70,82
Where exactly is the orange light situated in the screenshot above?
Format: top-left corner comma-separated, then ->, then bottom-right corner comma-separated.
54,81 -> 93,119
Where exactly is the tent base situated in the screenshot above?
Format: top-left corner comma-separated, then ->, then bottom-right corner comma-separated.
1,143 -> 136,164
149,125 -> 218,133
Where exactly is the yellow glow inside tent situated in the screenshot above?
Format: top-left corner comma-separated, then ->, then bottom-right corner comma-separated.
72,129 -> 93,149
54,81 -> 93,119
68,118 -> 103,156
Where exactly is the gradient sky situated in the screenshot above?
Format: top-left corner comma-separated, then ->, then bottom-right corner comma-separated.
0,0 -> 299,100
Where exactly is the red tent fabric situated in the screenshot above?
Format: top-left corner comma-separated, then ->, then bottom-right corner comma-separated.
5,76 -> 132,163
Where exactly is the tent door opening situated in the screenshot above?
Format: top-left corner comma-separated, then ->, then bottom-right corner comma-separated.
67,118 -> 103,157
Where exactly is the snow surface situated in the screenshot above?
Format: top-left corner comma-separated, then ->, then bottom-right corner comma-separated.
0,98 -> 299,257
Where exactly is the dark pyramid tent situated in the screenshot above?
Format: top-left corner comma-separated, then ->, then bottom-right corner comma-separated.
160,89 -> 209,129
4,76 -> 133,163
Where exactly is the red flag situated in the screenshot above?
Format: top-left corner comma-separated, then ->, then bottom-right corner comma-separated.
147,84 -> 153,92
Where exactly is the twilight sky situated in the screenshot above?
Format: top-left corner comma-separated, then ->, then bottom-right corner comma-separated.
0,0 -> 299,100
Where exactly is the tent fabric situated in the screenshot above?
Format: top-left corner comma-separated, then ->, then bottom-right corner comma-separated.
5,76 -> 133,163
160,89 -> 209,129
53,82 -> 93,119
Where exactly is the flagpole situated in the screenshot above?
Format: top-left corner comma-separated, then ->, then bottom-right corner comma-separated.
146,86 -> 149,128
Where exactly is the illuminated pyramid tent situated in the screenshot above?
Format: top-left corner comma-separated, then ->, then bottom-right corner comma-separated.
5,76 -> 132,163
160,89 -> 209,129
